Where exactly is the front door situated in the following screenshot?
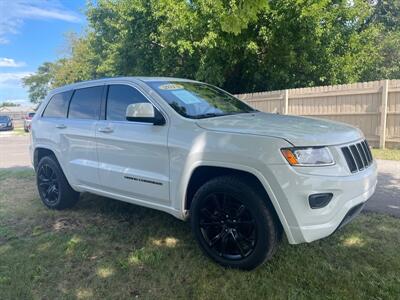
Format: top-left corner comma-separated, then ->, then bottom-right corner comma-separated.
96,83 -> 170,205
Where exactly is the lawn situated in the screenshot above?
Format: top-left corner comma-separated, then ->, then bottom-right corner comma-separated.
0,127 -> 28,136
12,127 -> 28,136
10,127 -> 29,136
1,168 -> 399,299
372,148 -> 400,161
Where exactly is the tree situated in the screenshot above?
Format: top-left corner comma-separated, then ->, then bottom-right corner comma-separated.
0,102 -> 20,107
22,62 -> 57,103
367,0 -> 400,31
362,0 -> 400,80
26,0 -> 398,94
83,0 -> 382,91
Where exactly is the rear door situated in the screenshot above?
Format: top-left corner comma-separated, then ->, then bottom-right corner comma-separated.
96,83 -> 170,205
35,90 -> 73,168
61,85 -> 104,188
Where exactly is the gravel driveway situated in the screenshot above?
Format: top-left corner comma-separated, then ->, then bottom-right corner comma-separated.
1,134 -> 399,217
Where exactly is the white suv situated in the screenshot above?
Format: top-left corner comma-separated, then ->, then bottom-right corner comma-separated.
30,77 -> 377,269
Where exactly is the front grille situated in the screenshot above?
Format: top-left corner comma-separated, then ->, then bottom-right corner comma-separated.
341,140 -> 373,173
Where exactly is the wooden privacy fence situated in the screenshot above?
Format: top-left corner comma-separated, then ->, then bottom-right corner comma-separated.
236,79 -> 400,149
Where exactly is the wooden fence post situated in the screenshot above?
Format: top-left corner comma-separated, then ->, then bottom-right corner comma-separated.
379,79 -> 389,149
283,89 -> 289,114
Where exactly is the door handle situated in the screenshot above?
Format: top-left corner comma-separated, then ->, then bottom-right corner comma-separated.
56,124 -> 67,129
98,127 -> 114,133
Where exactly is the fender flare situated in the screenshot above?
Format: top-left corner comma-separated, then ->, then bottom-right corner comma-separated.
180,160 -> 295,243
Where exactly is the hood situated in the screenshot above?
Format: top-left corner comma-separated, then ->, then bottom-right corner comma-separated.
195,112 -> 363,146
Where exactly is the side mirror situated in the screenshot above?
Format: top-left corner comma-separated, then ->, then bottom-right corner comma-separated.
126,103 -> 165,125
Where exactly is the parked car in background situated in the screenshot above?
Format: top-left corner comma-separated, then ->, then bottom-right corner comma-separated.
0,115 -> 14,131
30,77 -> 377,270
24,112 -> 35,132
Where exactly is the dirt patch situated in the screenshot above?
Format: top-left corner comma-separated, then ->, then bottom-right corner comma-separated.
52,217 -> 84,231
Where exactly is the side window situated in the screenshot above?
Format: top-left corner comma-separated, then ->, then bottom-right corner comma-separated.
42,90 -> 73,118
68,86 -> 103,120
106,84 -> 150,121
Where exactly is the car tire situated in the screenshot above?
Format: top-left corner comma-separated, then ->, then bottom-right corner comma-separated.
190,176 -> 280,270
36,155 -> 80,210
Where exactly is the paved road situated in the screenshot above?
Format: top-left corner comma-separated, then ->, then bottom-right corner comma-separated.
0,134 -> 31,168
365,159 -> 400,217
0,134 -> 399,217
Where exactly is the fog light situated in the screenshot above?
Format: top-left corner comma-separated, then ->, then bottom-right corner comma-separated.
309,193 -> 333,209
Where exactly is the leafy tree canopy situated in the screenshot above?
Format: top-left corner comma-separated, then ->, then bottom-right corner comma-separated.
23,0 -> 400,103
22,62 -> 58,104
0,102 -> 20,107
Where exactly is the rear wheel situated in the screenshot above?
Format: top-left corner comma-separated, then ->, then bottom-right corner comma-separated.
36,156 -> 79,209
190,176 -> 280,270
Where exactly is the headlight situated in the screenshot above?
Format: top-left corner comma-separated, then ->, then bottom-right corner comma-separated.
8,122 -> 11,126
281,147 -> 334,166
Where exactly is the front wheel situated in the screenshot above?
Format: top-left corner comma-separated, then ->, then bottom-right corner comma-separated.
190,176 -> 280,270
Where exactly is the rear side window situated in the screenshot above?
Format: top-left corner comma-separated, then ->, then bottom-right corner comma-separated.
106,85 -> 150,121
42,91 -> 72,118
68,86 -> 103,120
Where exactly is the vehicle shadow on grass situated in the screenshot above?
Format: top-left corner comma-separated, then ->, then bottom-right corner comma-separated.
1,167 -> 400,299
365,171 -> 400,217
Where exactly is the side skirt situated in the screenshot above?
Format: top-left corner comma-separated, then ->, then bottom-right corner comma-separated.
74,184 -> 185,220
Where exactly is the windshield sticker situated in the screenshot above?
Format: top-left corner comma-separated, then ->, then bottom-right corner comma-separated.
171,90 -> 202,104
158,83 -> 184,90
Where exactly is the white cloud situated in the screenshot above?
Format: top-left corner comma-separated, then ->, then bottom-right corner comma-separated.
0,0 -> 82,44
0,72 -> 32,104
20,6 -> 81,22
0,72 -> 33,88
0,58 -> 26,67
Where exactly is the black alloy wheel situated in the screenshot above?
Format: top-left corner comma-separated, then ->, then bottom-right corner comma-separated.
38,163 -> 60,205
191,176 -> 280,270
199,193 -> 257,259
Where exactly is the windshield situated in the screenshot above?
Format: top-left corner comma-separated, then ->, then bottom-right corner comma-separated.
0,116 -> 10,122
147,81 -> 256,119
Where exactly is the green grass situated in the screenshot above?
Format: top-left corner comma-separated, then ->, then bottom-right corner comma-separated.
0,127 -> 28,136
0,167 -> 34,180
11,127 -> 28,136
1,168 -> 400,299
372,148 -> 400,161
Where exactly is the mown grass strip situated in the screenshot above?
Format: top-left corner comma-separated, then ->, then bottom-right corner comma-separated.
371,148 -> 400,161
1,168 -> 399,299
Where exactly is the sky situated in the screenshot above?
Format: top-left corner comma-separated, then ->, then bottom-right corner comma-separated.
0,0 -> 86,105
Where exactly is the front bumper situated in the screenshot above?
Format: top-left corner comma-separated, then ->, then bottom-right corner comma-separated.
269,158 -> 377,244
334,201 -> 366,232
